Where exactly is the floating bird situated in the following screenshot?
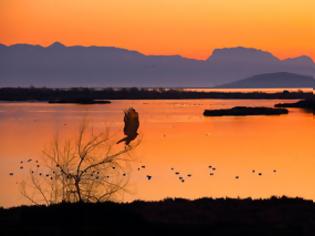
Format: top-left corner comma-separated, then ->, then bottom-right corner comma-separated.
212,168 -> 216,171
273,170 -> 277,173
20,161 -> 23,164
9,172 -> 14,176
235,176 -> 239,179
252,170 -> 255,173
210,173 -> 214,176
171,168 -> 174,171
27,159 -> 32,162
146,175 -> 152,180
20,166 -> 23,169
112,166 -> 116,170
123,173 -> 126,177
175,172 -> 180,175
117,108 -> 139,145
141,165 -> 146,169
187,174 -> 192,177
137,167 -> 140,171
258,173 -> 262,176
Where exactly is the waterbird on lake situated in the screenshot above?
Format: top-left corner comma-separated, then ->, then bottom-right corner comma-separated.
141,165 -> 146,169
235,176 -> 239,179
146,175 -> 152,180
117,108 -> 139,145
187,174 -> 192,177
9,172 -> 14,176
258,173 -> 262,176
175,172 -> 180,175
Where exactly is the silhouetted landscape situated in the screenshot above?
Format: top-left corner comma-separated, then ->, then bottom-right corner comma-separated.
1,197 -> 315,236
0,87 -> 312,102
1,1 -> 314,234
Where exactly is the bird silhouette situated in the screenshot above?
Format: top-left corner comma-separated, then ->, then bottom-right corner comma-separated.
146,175 -> 152,180
117,108 -> 139,145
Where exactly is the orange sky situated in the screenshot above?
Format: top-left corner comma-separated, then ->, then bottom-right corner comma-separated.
0,0 -> 314,60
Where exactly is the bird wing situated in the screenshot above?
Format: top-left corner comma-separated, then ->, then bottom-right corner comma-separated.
123,108 -> 139,137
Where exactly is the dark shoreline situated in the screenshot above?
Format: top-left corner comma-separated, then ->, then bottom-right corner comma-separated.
0,87 -> 312,102
1,197 -> 315,236
204,106 -> 289,116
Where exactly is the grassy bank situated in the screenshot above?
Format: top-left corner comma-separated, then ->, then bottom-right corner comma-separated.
1,197 -> 315,236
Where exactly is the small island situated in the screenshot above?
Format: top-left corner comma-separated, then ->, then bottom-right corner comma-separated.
275,99 -> 315,112
48,98 -> 111,105
203,106 -> 289,116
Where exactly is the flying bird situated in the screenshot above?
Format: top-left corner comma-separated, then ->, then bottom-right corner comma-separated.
117,108 -> 140,145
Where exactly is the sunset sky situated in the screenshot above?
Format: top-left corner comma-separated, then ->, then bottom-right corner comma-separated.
1,0 -> 314,60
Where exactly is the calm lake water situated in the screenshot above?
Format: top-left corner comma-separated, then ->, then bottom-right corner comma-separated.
0,98 -> 314,207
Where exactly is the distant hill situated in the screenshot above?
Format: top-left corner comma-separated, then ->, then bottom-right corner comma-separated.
0,43 -> 314,87
215,72 -> 315,88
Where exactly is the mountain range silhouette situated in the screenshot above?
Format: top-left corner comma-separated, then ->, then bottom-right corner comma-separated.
1,42 -> 314,87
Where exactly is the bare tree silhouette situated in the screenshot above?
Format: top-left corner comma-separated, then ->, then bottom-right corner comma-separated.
20,109 -> 140,205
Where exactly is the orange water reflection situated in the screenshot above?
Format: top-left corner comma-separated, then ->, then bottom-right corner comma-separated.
0,99 -> 314,207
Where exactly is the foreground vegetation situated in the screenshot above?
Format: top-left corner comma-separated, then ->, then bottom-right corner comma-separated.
1,197 -> 315,236
0,87 -> 312,101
